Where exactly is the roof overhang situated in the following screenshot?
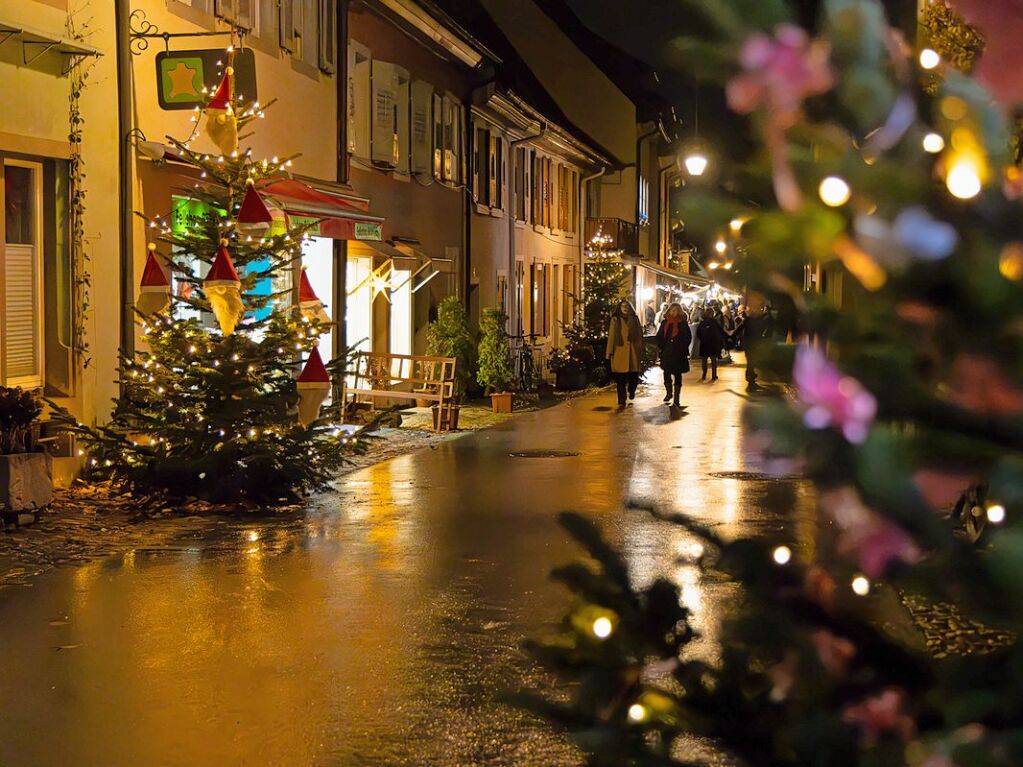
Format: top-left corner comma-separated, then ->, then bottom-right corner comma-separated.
368,0 -> 497,69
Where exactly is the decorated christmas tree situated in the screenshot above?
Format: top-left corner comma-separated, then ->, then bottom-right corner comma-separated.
53,60 -> 367,504
526,1 -> 1023,765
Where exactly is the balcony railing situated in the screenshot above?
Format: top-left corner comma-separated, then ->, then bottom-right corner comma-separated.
585,217 -> 638,254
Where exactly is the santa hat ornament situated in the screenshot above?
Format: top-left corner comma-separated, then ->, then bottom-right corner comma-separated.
137,243 -> 171,316
204,239 -> 245,335
237,180 -> 273,235
296,346 -> 331,427
299,268 -> 331,324
204,66 -> 238,155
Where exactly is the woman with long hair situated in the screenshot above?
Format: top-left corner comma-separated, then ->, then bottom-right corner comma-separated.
606,299 -> 644,409
655,302 -> 692,408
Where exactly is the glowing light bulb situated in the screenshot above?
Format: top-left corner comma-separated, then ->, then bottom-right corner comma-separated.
818,176 -> 851,207
773,545 -> 792,565
919,48 -> 940,70
592,617 -> 613,639
684,153 -> 708,176
946,159 -> 982,199
851,575 -> 871,596
987,504 -> 1006,524
729,218 -> 744,233
922,132 -> 945,154
627,704 -> 648,723
714,239 -> 727,254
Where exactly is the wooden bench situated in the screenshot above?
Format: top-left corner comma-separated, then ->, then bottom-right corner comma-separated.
339,352 -> 458,431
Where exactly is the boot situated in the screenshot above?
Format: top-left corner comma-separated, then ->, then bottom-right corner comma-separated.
673,380 -> 682,408
662,388 -> 672,402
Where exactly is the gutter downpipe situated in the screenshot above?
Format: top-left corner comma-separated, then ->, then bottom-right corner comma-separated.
508,121 -> 546,336
115,0 -> 134,376
578,165 -> 606,307
335,0 -> 350,359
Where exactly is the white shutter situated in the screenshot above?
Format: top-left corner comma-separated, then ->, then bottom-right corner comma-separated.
371,60 -> 399,166
350,41 -> 371,159
395,66 -> 410,174
3,243 -> 41,386
410,80 -> 432,174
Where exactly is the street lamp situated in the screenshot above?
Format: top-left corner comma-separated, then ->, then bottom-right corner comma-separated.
714,238 -> 727,254
683,151 -> 708,176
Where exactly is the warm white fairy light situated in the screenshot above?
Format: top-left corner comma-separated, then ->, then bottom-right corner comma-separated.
627,703 -> 648,723
946,159 -> 982,199
919,48 -> 940,70
851,575 -> 871,596
592,616 -> 613,639
818,176 -> 851,207
987,504 -> 1006,524
772,545 -> 792,565
922,133 -> 945,153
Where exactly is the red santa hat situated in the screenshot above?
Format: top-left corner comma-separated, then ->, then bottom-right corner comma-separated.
298,268 -> 331,323
208,66 -> 233,112
140,243 -> 169,292
296,346 -> 331,427
204,239 -> 241,287
297,346 -> 330,387
237,180 -> 273,235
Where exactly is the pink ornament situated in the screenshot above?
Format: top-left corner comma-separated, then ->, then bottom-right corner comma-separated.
842,688 -> 915,746
820,487 -> 922,577
793,346 -> 877,444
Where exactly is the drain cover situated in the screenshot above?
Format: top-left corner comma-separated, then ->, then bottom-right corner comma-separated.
509,450 -> 580,458
709,471 -> 804,481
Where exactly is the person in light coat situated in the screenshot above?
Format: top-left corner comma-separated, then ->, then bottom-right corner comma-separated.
606,299 -> 644,409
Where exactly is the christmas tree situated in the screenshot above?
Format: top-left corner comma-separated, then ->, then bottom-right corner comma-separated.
53,61 -> 368,504
526,1 -> 1023,765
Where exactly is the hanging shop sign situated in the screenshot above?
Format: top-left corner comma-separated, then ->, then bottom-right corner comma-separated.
354,222 -> 383,241
156,48 -> 257,111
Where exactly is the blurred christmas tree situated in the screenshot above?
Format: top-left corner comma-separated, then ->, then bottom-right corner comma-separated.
525,1 -> 1023,765
53,59 -> 367,504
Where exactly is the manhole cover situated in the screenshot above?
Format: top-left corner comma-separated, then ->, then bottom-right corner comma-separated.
509,450 -> 580,458
708,471 -> 804,482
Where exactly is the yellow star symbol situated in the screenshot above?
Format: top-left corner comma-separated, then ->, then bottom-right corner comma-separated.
166,61 -> 199,99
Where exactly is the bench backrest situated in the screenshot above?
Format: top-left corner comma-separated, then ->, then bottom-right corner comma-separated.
349,352 -> 456,397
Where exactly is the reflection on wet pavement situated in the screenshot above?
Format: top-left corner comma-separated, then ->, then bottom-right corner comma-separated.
0,362 -> 814,766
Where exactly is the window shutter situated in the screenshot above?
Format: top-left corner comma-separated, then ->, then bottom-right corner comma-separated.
410,81 -> 433,174
350,42 -> 371,159
279,0 -> 295,52
432,93 -> 443,179
318,0 -> 335,73
3,243 -> 41,385
371,60 -> 399,166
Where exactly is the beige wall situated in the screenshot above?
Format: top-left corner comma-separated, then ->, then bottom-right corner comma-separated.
0,0 -> 120,426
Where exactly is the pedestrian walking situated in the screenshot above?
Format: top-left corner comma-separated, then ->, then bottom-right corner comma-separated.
696,307 -> 728,381
606,299 -> 644,408
655,302 -> 692,407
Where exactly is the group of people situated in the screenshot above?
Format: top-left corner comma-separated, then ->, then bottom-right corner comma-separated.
608,298 -> 768,409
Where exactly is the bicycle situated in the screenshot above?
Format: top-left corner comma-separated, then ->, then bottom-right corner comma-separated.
509,333 -> 544,392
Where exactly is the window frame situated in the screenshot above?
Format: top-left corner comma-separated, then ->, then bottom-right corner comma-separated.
0,158 -> 46,389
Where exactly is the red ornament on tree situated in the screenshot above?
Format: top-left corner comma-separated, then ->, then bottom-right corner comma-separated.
296,346 -> 330,427
237,180 -> 273,235
203,239 -> 244,335
204,65 -> 238,155
299,267 -> 331,324
137,243 -> 171,316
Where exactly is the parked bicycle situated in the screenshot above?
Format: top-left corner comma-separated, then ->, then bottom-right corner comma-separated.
509,333 -> 545,392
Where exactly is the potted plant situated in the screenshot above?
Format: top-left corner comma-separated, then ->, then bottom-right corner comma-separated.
426,296 -> 476,430
550,322 -> 594,391
0,386 -> 51,520
477,309 -> 514,413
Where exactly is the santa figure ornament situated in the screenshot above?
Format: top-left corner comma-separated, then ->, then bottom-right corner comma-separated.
296,346 -> 331,427
237,180 -> 273,235
204,239 -> 244,335
299,267 -> 331,324
204,66 -> 238,155
137,243 -> 171,316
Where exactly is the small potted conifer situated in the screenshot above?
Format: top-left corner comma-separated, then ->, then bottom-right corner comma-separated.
426,296 -> 476,430
0,386 -> 51,521
477,309 -> 514,413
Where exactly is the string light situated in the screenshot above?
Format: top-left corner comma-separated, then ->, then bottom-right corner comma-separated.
919,48 -> 940,70
946,159 -> 982,199
922,133 -> 945,153
627,703 -> 648,723
987,504 -> 1006,524
772,545 -> 792,565
818,176 -> 851,207
592,616 -> 613,639
851,575 -> 871,596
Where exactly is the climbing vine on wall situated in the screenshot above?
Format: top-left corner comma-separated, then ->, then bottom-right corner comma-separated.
66,6 -> 95,367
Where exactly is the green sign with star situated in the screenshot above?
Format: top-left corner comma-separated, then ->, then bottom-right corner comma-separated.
155,48 -> 257,111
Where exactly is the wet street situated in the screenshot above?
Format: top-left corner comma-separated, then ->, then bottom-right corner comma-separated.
0,359 -> 815,767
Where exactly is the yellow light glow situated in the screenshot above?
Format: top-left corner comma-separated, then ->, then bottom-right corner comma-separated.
684,153 -> 708,176
987,504 -> 1006,524
714,239 -> 727,254
999,243 -> 1023,281
729,217 -> 744,233
628,703 -> 648,723
922,133 -> 945,153
946,159 -> 982,199
818,176 -> 851,207
851,575 -> 871,596
772,545 -> 792,565
708,261 -> 720,270
723,262 -> 734,270
919,48 -> 940,70
592,616 -> 613,639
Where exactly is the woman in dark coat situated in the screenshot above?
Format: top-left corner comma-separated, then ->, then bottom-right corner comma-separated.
696,307 -> 728,382
655,303 -> 692,407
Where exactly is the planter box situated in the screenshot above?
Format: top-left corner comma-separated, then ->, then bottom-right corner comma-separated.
490,392 -> 513,414
0,453 -> 53,513
555,369 -> 587,391
431,404 -> 460,432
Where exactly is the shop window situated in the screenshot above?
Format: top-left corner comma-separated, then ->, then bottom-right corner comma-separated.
1,161 -> 44,389
348,40 -> 371,160
301,236 -> 334,357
